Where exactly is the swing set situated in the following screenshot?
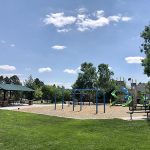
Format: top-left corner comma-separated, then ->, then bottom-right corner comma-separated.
54,88 -> 106,114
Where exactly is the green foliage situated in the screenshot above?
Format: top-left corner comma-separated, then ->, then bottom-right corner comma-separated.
24,75 -> 34,89
3,76 -> 11,84
73,62 -> 97,89
73,62 -> 116,93
141,25 -> 150,76
1,110 -> 150,150
24,75 -> 34,99
97,64 -> 114,93
33,78 -> 44,89
146,81 -> 150,93
10,75 -> 21,85
0,76 -> 4,83
34,88 -> 43,100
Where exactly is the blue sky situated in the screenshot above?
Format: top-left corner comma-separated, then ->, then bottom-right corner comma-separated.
0,0 -> 149,88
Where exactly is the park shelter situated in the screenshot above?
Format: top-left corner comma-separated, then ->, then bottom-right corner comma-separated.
0,83 -> 34,101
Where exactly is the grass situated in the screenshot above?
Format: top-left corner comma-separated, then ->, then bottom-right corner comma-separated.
0,110 -> 150,150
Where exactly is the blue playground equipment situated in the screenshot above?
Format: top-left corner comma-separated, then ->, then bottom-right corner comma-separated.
111,87 -> 132,107
54,88 -> 106,114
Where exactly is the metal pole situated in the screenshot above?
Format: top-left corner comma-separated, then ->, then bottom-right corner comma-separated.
80,92 -> 83,111
96,90 -> 98,114
73,91 -> 75,111
54,91 -> 57,110
104,94 -> 106,113
62,89 -> 64,110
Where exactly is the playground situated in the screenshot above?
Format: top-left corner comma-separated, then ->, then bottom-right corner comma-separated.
0,104 -> 145,120
1,84 -> 150,120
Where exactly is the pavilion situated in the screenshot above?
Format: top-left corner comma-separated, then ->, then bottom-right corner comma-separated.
0,83 -> 34,106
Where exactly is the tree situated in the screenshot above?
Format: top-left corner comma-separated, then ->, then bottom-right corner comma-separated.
42,85 -> 52,100
73,62 -> 97,89
146,81 -> 150,93
33,78 -> 44,89
10,75 -> 21,85
141,25 -> 150,76
97,64 -> 114,93
3,77 -> 11,84
0,76 -> 4,83
24,75 -> 34,89
34,88 -> 43,100
24,75 -> 34,99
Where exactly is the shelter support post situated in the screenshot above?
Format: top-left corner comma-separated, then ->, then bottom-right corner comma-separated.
62,89 -> 64,110
96,90 -> 98,114
4,90 -> 6,101
80,93 -> 83,111
104,94 -> 106,113
54,92 -> 57,110
73,91 -> 75,111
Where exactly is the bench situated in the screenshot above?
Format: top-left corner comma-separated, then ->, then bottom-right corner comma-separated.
128,105 -> 150,120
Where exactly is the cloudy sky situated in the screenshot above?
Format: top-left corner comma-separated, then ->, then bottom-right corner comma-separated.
0,0 -> 149,88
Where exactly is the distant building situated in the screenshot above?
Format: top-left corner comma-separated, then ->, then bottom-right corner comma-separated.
136,83 -> 147,93
116,80 -> 126,87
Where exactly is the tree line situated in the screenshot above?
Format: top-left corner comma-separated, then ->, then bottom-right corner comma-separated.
0,75 -> 71,102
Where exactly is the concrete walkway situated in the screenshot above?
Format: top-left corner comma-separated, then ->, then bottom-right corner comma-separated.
0,104 -> 51,110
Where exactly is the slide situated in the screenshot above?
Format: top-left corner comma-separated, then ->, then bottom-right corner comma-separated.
111,90 -> 120,106
122,96 -> 132,107
140,95 -> 149,105
111,87 -> 133,107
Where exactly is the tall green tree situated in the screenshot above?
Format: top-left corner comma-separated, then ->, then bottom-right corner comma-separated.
146,81 -> 150,93
0,76 -> 4,83
34,88 -> 43,100
4,77 -> 11,84
97,64 -> 114,93
33,78 -> 44,89
24,75 -> 34,89
24,75 -> 34,99
10,75 -> 21,85
141,25 -> 150,76
73,62 -> 97,89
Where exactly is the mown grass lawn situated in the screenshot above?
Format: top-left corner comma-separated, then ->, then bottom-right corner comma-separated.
0,110 -> 150,150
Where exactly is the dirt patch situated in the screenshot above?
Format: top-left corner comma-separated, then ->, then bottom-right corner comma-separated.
13,104 -> 148,120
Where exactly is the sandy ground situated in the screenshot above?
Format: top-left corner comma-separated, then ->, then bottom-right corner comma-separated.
1,104 -> 148,120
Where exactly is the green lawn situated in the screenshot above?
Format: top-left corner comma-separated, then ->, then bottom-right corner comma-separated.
0,110 -> 150,150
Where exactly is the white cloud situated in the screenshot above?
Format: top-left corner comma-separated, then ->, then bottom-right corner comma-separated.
77,7 -> 88,14
108,66 -> 112,70
95,10 -> 105,18
38,67 -> 52,73
57,28 -> 71,32
108,15 -> 121,22
64,69 -> 77,74
43,12 -> 76,28
0,65 -> 16,71
125,56 -> 144,64
77,11 -> 132,31
1,40 -> 6,44
64,66 -> 81,74
52,45 -> 66,50
10,44 -> 15,47
121,16 -> 132,21
43,10 -> 132,32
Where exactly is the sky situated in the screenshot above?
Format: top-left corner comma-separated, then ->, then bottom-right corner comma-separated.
0,0 -> 150,88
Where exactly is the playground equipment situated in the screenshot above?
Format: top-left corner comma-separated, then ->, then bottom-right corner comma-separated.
111,87 -> 132,107
54,88 -> 106,114
139,93 -> 150,106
